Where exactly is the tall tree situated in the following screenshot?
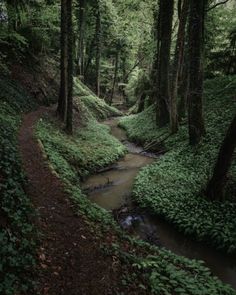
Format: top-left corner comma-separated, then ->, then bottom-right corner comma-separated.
206,114 -> 236,201
66,0 -> 74,134
76,0 -> 85,77
170,0 -> 189,133
57,0 -> 68,121
178,49 -> 189,120
156,0 -> 174,127
95,1 -> 101,97
109,46 -> 119,105
188,0 -> 206,145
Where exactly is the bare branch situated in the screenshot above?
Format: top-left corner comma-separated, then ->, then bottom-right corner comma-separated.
207,0 -> 230,12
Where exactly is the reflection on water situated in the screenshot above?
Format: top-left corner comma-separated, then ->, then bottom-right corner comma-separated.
82,118 -> 236,290
82,153 -> 153,210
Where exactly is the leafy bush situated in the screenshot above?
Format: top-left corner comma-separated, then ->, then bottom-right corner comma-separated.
37,113 -> 126,181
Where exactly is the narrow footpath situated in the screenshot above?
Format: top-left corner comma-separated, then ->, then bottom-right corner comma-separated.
18,108 -> 122,295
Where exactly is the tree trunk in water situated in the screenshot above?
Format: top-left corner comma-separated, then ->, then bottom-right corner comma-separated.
171,0 -> 189,133
66,0 -> 73,134
95,3 -> 101,97
77,0 -> 85,78
206,114 -> 236,201
58,0 -> 68,121
156,0 -> 174,127
188,0 -> 206,145
109,51 -> 119,105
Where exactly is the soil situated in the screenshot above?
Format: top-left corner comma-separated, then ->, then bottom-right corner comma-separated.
18,107 -> 129,295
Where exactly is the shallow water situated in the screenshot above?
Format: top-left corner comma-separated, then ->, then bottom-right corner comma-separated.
83,118 -> 236,289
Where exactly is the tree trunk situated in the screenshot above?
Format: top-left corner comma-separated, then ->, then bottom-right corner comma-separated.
95,2 -> 101,97
6,1 -> 17,30
156,0 -> 174,127
58,0 -> 68,121
206,114 -> 236,201
66,0 -> 74,134
84,34 -> 96,82
170,0 -> 189,133
121,56 -> 128,104
137,93 -> 146,113
188,0 -> 206,145
178,48 -> 189,119
76,0 -> 85,78
109,50 -> 119,105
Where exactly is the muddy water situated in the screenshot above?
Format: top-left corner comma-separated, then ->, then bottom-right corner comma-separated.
82,118 -> 236,289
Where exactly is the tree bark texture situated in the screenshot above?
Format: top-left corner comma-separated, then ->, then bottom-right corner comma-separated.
66,0 -> 74,134
156,0 -> 174,127
188,0 -> 206,145
170,0 -> 189,133
58,0 -> 68,121
206,114 -> 236,201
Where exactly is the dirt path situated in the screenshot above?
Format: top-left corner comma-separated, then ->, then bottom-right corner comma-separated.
18,107 -> 121,295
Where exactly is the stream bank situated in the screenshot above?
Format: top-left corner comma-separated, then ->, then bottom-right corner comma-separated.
83,117 -> 236,290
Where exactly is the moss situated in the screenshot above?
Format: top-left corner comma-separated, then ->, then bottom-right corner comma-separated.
37,118 -> 126,181
120,75 -> 236,253
74,78 -> 122,120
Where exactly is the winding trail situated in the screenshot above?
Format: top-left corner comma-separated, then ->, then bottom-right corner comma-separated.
18,107 -> 121,295
18,107 -> 236,293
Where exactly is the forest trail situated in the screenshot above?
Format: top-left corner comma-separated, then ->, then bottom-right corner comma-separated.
18,108 -> 121,295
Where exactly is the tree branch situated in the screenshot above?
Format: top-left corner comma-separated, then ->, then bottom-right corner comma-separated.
207,0 -> 230,12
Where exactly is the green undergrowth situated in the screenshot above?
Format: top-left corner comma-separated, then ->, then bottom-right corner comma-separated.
37,118 -> 126,181
107,238 -> 235,295
37,79 -> 235,294
74,78 -> 122,120
120,75 -> 236,254
0,78 -> 38,294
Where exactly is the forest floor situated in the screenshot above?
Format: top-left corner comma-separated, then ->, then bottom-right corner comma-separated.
18,107 -> 126,295
12,77 -> 235,295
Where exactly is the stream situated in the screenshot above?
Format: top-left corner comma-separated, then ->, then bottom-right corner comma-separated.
82,118 -> 236,290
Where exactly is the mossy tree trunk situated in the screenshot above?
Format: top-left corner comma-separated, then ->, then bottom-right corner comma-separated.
156,0 -> 174,127
206,114 -> 236,201
171,0 -> 189,133
58,0 -> 68,121
188,0 -> 206,145
66,0 -> 74,134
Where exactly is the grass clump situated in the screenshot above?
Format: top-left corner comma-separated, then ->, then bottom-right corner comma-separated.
120,75 -> 236,253
37,118 -> 126,181
0,79 -> 38,295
